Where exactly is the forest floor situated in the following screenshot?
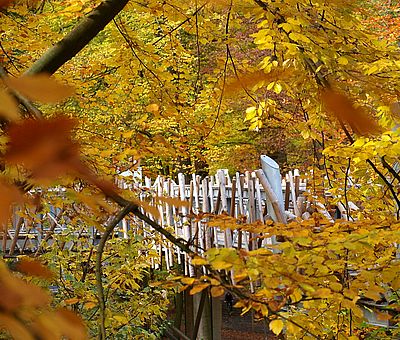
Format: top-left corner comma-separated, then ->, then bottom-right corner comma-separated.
164,298 -> 280,339
221,301 -> 277,340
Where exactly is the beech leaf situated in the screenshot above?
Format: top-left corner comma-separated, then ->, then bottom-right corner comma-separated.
55,309 -> 87,339
0,313 -> 34,340
16,258 -> 54,280
5,117 -> 80,179
0,0 -> 13,8
269,319 -> 284,335
0,181 -> 24,227
5,74 -> 74,103
210,286 -> 225,297
0,89 -> 20,121
321,89 -> 382,136
189,283 -> 210,295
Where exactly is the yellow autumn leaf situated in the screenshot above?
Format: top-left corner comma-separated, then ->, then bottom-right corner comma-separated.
329,282 -> 343,292
210,286 -> 224,297
312,288 -> 332,298
338,56 -> 349,65
5,74 -> 74,103
210,260 -> 232,270
113,315 -> 128,323
290,288 -> 303,303
146,103 -> 159,113
191,257 -> 208,265
0,89 -> 20,121
269,319 -> 284,335
189,283 -> 210,295
181,277 -> 196,285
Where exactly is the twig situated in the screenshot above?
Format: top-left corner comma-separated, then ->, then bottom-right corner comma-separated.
95,203 -> 136,340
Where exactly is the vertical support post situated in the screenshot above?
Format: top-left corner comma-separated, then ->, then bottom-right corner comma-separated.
260,155 -> 285,222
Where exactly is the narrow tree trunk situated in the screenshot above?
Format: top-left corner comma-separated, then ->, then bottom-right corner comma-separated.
184,290 -> 194,336
25,0 -> 130,75
211,297 -> 222,340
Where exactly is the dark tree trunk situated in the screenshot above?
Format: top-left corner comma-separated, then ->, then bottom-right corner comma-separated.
25,0 -> 130,75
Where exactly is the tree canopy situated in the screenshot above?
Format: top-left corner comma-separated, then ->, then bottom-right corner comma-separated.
2,0 -> 400,339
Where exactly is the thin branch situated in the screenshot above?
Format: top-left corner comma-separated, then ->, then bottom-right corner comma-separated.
95,203 -> 137,340
152,3 -> 207,46
381,156 -> 400,183
0,41 -> 20,73
227,47 -> 258,104
202,0 -> 232,141
344,158 -> 352,220
366,159 -> 400,218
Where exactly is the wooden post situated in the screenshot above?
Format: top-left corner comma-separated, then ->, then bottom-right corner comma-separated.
288,171 -> 302,218
294,168 -> 300,198
285,175 -> 290,211
9,216 -> 23,256
255,170 -> 286,224
246,172 -> 256,250
218,170 -> 232,248
236,172 -> 244,250
260,155 -> 285,222
202,178 -> 212,251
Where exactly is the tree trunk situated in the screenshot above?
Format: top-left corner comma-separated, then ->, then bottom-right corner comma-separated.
25,0 -> 130,76
193,291 -> 212,340
211,297 -> 222,340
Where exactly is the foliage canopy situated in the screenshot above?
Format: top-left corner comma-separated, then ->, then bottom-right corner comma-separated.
1,0 -> 400,339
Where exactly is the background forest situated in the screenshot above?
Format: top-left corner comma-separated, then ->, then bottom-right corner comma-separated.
2,0 -> 400,339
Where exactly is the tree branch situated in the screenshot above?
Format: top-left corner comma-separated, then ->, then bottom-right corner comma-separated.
95,202 -> 136,340
25,0 -> 130,75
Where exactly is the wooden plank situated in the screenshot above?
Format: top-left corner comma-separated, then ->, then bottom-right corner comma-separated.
255,170 -> 286,224
288,171 -> 302,218
9,216 -> 23,255
202,178 -> 212,251
246,172 -> 256,250
236,172 -> 244,250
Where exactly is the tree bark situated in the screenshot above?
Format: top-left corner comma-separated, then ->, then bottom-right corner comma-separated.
25,0 -> 130,75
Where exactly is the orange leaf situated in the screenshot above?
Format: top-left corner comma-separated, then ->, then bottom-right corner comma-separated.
5,74 -> 74,103
0,0 -> 13,8
16,258 -> 54,280
0,181 -> 25,227
0,313 -> 34,340
321,89 -> 382,136
55,309 -> 87,339
210,286 -> 225,297
0,264 -> 50,311
225,69 -> 290,96
5,73 -> 74,103
189,283 -> 210,295
84,301 -> 97,309
64,298 -> 80,305
155,196 -> 190,208
5,117 -> 80,179
0,89 -> 20,121
146,103 -> 159,113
